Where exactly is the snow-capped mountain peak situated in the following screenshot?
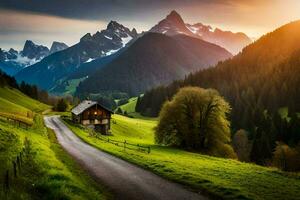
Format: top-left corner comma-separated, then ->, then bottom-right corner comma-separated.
150,10 -> 252,54
149,10 -> 194,37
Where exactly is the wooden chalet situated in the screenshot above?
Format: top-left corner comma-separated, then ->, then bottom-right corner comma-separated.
71,100 -> 113,134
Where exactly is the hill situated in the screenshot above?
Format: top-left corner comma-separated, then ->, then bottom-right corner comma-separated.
76,33 -> 232,97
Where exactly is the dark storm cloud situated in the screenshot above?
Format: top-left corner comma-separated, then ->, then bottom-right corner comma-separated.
0,0 -> 233,20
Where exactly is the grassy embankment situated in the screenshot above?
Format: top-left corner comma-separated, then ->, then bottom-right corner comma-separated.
64,99 -> 300,200
0,86 -> 108,199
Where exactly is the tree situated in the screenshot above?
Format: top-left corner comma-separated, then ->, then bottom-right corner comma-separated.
155,87 -> 236,158
273,142 -> 300,171
233,129 -> 251,162
55,99 -> 68,112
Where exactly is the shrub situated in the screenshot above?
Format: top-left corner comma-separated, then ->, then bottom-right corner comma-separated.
233,129 -> 251,162
155,87 -> 236,158
55,99 -> 68,112
272,142 -> 300,171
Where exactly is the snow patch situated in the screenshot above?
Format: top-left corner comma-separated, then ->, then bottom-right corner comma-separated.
11,54 -> 40,67
105,48 -> 120,56
186,25 -> 199,34
84,58 -> 95,63
104,35 -> 113,40
121,34 -> 132,47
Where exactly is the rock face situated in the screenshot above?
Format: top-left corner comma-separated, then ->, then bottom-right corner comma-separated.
150,10 -> 252,54
21,40 -> 50,60
50,42 -> 69,54
150,10 -> 194,37
0,40 -> 50,75
15,21 -> 139,90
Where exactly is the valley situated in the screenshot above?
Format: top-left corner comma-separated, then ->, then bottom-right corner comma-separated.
1,4 -> 300,200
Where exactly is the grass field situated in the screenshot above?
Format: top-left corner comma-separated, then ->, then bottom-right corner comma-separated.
65,114 -> 300,200
0,86 -> 107,199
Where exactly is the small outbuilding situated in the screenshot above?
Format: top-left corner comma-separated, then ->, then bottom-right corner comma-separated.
71,100 -> 113,135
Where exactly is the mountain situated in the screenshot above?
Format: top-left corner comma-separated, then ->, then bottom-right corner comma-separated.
15,21 -> 138,90
21,40 -> 49,60
150,10 -> 252,54
137,20 -> 300,119
76,32 -> 232,97
150,10 -> 194,37
0,40 -> 50,75
186,23 -> 252,54
50,41 -> 69,54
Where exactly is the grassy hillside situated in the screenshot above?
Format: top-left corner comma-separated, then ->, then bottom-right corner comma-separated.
119,97 -> 157,119
65,114 -> 300,200
0,87 -> 49,114
0,87 -> 107,199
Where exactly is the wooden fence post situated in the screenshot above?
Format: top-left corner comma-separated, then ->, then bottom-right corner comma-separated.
148,146 -> 150,154
124,140 -> 126,151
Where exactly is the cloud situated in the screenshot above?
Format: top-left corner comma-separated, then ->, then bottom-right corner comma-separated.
0,0 -> 270,21
0,9 -> 106,50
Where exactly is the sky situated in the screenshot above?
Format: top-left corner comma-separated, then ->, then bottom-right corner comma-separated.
1,0 -> 300,50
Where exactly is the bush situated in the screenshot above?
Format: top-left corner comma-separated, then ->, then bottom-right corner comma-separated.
233,129 -> 251,162
55,99 -> 68,112
272,142 -> 300,171
155,87 -> 236,158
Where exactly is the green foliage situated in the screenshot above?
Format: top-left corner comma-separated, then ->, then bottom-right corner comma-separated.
116,107 -> 123,114
55,98 -> 68,112
273,142 -> 300,171
233,129 -> 251,162
155,87 -> 235,158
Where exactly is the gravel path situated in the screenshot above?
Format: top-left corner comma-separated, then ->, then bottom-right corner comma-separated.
44,116 -> 207,200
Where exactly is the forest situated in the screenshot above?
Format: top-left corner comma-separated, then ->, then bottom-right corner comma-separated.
136,21 -> 300,169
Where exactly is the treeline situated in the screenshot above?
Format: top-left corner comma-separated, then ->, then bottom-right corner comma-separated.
0,70 -> 75,111
136,21 -> 300,170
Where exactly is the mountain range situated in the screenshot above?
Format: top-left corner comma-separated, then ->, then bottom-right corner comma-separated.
75,33 -> 232,96
15,21 -> 138,90
11,10 -> 254,97
0,40 -> 68,75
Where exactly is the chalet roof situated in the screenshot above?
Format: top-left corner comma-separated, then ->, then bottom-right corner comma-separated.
71,100 -> 113,115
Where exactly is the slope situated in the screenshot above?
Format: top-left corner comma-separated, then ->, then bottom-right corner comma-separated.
76,33 -> 232,97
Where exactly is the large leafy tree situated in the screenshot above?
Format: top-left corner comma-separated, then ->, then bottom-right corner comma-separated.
155,87 -> 236,158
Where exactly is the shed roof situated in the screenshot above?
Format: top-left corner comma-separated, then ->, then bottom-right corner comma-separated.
71,100 -> 113,115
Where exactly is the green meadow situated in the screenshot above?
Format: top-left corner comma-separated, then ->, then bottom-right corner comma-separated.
64,113 -> 300,200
